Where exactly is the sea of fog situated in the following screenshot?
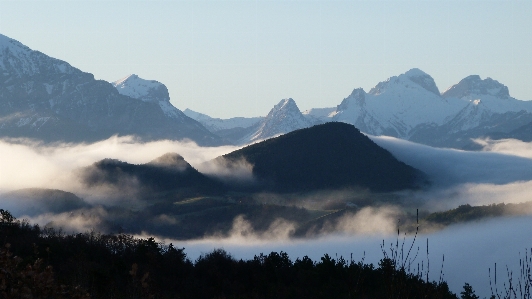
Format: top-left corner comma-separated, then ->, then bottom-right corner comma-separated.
2,135 -> 532,298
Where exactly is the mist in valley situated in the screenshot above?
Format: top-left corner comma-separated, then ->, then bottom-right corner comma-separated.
2,135 -> 532,297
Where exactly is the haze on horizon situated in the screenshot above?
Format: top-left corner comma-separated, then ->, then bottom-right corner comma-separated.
0,0 -> 530,118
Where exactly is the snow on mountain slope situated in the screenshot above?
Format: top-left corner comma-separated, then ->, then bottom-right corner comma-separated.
444,99 -> 493,133
182,109 -> 212,122
183,108 -> 262,133
239,98 -> 315,144
442,75 -> 510,99
0,34 -> 76,77
181,68 -> 532,148
442,75 -> 532,113
438,75 -> 532,133
331,69 -> 467,138
111,74 -> 189,120
0,33 -> 223,145
302,107 -> 335,123
112,74 -> 168,103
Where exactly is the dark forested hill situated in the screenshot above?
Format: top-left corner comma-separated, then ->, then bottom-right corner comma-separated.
221,122 -> 425,193
2,188 -> 89,217
80,153 -> 225,200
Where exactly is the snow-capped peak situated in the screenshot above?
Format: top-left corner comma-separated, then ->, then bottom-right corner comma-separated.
112,74 -> 169,102
0,33 -> 76,76
402,68 -> 440,95
111,74 -> 188,120
272,98 -> 299,112
404,67 -> 429,78
335,88 -> 366,112
240,98 -> 314,144
442,75 -> 510,99
368,68 -> 439,96
265,98 -> 304,123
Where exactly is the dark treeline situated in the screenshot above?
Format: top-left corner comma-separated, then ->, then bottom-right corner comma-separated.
0,209 -> 459,299
424,202 -> 532,227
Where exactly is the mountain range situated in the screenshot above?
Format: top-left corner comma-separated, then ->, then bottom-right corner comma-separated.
2,32 -> 532,149
186,69 -> 532,148
0,34 -> 222,145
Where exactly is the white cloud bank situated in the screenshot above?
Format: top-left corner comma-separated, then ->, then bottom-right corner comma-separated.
3,135 -> 532,298
0,136 -> 241,194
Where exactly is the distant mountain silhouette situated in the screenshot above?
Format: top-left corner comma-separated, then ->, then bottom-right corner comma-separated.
80,153 -> 225,200
79,124 -> 424,200
487,119 -> 532,142
220,122 -> 425,193
2,188 -> 89,217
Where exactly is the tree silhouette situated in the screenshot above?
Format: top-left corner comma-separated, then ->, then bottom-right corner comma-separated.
461,283 -> 479,299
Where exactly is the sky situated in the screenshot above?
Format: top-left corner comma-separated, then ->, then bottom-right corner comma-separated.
0,0 -> 531,118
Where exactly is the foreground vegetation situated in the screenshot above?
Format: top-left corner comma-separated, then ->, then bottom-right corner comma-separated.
0,209 -> 460,299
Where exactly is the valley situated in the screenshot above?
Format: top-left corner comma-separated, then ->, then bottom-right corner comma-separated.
1,31 -> 532,298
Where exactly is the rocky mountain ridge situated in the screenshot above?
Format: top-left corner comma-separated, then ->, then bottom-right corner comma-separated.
0,34 -> 222,145
187,68 -> 532,148
3,32 -> 531,149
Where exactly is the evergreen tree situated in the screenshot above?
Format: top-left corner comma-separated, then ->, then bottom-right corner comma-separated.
460,283 -> 479,299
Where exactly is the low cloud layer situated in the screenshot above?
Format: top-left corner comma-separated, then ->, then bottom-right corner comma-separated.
369,136 -> 532,210
0,136 -> 241,199
198,157 -> 255,184
23,206 -> 111,233
169,216 -> 532,299
476,138 -> 532,159
369,136 -> 532,187
3,135 -> 532,298
332,206 -> 403,235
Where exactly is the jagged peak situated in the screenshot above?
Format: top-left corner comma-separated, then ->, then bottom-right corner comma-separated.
112,74 -> 169,102
112,74 -> 161,88
442,75 -> 510,99
337,88 -> 366,111
242,98 -> 313,144
270,98 -> 301,114
349,88 -> 366,98
112,74 -> 137,86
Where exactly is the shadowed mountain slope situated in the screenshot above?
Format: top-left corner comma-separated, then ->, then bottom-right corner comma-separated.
1,188 -> 89,217
221,122 -> 425,193
80,153 -> 225,199
0,34 -> 222,145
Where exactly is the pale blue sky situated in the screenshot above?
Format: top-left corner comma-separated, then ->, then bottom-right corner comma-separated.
0,0 -> 530,118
